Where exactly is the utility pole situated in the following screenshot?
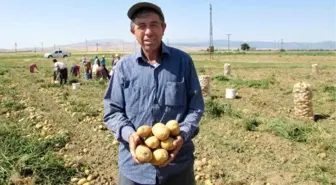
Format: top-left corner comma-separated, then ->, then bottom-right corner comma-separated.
227,34 -> 231,51
15,43 -> 17,52
274,40 -> 277,50
209,3 -> 214,60
96,43 -> 98,52
280,39 -> 284,50
54,44 -> 56,50
41,42 -> 43,52
85,39 -> 88,52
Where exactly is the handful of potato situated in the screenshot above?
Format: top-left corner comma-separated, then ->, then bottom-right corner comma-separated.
135,120 -> 180,166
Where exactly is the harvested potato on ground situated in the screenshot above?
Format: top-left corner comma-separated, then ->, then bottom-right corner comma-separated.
135,145 -> 153,163
136,125 -> 152,137
151,148 -> 169,166
145,136 -> 160,149
166,120 -> 180,136
152,123 -> 170,141
161,137 -> 175,151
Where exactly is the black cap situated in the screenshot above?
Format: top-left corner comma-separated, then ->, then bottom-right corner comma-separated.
127,2 -> 165,22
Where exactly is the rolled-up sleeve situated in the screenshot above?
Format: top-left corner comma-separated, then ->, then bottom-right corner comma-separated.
180,56 -> 204,142
103,64 -> 135,143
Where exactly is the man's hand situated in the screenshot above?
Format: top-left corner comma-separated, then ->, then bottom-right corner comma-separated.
129,132 -> 142,163
158,136 -> 184,168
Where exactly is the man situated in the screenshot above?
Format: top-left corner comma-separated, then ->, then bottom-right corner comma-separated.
103,2 -> 204,185
52,59 -> 68,84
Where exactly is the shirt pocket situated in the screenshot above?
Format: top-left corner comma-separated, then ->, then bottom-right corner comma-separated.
123,79 -> 140,114
165,80 -> 186,107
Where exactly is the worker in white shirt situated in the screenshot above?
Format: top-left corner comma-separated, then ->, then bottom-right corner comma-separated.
52,59 -> 68,85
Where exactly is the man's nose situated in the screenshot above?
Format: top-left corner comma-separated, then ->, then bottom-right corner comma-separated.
145,27 -> 153,36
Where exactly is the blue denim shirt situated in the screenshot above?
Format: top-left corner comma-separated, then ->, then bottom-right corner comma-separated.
103,43 -> 204,185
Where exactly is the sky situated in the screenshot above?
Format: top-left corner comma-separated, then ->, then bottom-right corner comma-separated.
0,0 -> 335,49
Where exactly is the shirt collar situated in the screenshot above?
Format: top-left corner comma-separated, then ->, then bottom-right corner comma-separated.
135,42 -> 171,63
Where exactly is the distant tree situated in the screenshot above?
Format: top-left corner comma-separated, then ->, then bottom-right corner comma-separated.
241,43 -> 250,51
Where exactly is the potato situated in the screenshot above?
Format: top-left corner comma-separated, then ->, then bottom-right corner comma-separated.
136,125 -> 152,137
166,120 -> 180,136
145,136 -> 160,149
152,123 -> 170,141
77,178 -> 88,185
150,148 -> 169,166
135,145 -> 152,163
160,137 -> 175,151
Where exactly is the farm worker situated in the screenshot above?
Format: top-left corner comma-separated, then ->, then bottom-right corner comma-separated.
29,63 -> 38,73
103,2 -> 204,185
96,66 -> 109,80
70,63 -> 80,77
84,60 -> 92,79
100,55 -> 111,79
82,56 -> 87,64
101,55 -> 106,67
94,55 -> 100,66
111,55 -> 115,67
111,54 -> 121,74
52,59 -> 68,84
81,56 -> 87,74
92,58 -> 100,78
112,54 -> 120,68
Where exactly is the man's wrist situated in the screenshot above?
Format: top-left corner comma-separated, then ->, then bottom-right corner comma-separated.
121,126 -> 135,143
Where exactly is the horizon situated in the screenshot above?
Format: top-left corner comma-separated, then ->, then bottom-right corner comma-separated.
1,0 -> 335,49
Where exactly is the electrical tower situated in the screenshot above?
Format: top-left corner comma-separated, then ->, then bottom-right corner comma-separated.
227,34 -> 231,51
209,3 -> 214,60
41,42 -> 43,52
96,43 -> 98,52
15,43 -> 17,52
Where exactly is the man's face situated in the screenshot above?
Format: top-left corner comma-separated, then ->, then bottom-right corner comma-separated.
131,12 -> 166,53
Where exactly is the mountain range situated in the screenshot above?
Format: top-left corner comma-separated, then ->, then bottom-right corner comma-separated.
1,39 -> 335,52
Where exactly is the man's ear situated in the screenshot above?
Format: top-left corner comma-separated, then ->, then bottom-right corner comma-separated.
130,27 -> 135,35
162,23 -> 167,36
